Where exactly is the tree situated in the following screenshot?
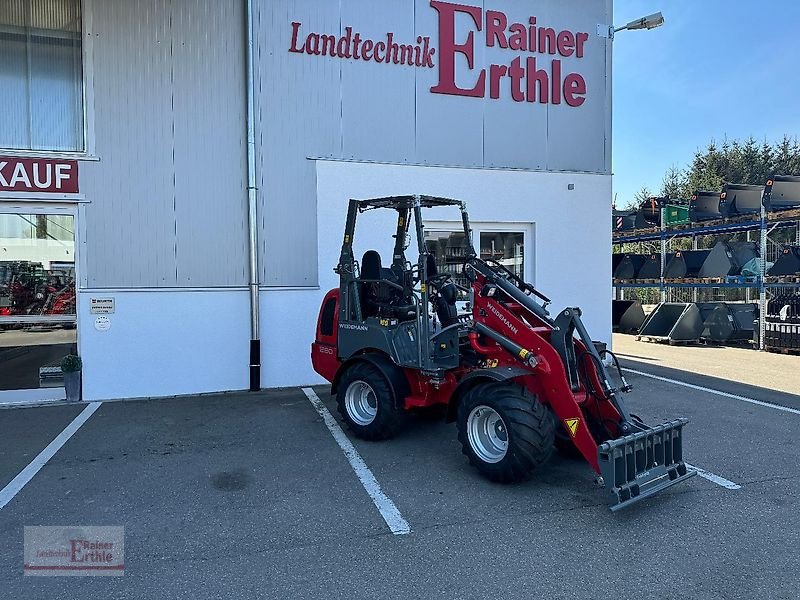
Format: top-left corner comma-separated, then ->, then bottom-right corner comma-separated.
635,134 -> 800,201
660,165 -> 688,198
633,186 -> 652,204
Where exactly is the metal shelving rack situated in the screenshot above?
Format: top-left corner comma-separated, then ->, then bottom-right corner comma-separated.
613,205 -> 800,350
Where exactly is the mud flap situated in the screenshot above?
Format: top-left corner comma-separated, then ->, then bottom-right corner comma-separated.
598,418 -> 696,512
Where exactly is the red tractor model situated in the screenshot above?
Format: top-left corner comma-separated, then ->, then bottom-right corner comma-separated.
312,196 -> 695,510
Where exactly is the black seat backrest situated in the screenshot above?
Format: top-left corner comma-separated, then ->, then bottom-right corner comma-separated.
435,282 -> 459,327
361,250 -> 382,280
360,251 -> 383,318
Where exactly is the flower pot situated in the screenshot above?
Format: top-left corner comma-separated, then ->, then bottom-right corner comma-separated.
64,371 -> 82,402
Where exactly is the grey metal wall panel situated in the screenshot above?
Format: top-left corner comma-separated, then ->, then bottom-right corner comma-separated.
481,0 -> 553,170
413,0 -> 484,167
83,0 -> 177,288
543,0 -> 609,173
83,0 -> 248,288
339,0 -> 416,163
172,0 -> 249,286
254,0 -> 342,286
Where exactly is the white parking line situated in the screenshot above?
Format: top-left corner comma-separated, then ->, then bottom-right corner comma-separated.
0,402 -> 102,511
302,388 -> 411,536
686,463 -> 741,490
623,368 -> 800,416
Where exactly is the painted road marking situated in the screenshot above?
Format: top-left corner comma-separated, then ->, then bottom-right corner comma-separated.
623,368 -> 800,416
302,388 -> 411,535
686,463 -> 742,490
0,402 -> 102,511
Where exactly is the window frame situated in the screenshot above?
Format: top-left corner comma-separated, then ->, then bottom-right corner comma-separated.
423,220 -> 536,286
0,0 -> 95,159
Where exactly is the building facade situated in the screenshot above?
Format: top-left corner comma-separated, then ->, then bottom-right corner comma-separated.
0,0 -> 613,404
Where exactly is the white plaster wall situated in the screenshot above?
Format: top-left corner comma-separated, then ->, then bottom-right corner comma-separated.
259,159 -> 612,388
78,290 -> 250,401
78,161 -> 612,397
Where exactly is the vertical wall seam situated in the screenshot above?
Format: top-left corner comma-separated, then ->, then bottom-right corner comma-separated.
169,0 -> 178,284
338,0 -> 344,157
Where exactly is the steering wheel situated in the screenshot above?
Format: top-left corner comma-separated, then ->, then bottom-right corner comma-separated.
427,272 -> 452,290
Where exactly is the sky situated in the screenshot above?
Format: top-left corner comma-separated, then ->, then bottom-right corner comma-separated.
612,0 -> 800,204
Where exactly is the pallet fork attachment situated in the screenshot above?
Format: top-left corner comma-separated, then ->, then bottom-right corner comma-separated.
599,419 -> 696,511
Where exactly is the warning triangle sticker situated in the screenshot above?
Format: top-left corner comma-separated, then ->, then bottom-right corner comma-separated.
565,418 -> 580,437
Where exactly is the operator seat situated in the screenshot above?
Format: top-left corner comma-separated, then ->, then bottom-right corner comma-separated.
426,255 -> 459,327
360,251 -> 415,320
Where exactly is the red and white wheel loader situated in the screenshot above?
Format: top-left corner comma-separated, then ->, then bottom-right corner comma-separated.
312,195 -> 695,511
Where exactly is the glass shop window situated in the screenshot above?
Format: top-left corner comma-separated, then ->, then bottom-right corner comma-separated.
0,211 -> 76,393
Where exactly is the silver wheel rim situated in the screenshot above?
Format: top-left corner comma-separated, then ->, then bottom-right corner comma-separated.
467,405 -> 508,463
344,380 -> 378,426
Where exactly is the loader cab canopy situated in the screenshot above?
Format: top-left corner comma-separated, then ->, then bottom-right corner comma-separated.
336,195 -> 476,326
351,195 -> 467,210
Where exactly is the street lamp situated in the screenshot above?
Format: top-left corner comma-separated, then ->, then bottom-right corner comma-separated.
615,12 -> 665,33
601,12 -> 665,39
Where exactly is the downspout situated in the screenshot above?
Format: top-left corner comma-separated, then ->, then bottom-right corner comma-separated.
245,0 -> 260,391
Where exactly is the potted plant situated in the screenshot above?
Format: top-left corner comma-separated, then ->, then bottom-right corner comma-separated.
61,354 -> 82,402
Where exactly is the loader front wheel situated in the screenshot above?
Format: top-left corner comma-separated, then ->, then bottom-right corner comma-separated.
457,382 -> 555,483
336,362 -> 405,441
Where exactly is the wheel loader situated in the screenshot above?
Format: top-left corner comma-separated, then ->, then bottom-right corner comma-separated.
311,195 -> 695,511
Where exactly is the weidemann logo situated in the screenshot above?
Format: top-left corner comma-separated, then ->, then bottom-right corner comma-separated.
288,0 -> 590,107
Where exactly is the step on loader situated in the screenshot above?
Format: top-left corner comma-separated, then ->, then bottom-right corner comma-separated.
312,196 -> 696,511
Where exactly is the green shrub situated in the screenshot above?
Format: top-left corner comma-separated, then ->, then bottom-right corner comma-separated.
61,354 -> 82,373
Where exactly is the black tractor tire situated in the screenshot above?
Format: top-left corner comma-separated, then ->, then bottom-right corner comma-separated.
456,382 -> 555,483
336,362 -> 405,441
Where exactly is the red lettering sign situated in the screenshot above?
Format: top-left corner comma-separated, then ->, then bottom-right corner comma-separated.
287,1 -> 591,108
0,157 -> 79,194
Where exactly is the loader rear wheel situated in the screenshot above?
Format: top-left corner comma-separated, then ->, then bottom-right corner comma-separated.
457,382 -> 555,483
336,362 -> 405,441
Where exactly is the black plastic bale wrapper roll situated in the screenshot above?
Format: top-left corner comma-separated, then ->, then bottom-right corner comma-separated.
699,241 -> 759,278
690,191 -> 724,221
638,303 -> 703,342
598,419 -> 694,511
768,246 -> 800,276
612,300 -> 646,333
719,183 -> 764,217
614,254 -> 647,280
664,250 -> 711,278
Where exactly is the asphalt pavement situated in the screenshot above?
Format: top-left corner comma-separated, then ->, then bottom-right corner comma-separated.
0,364 -> 798,599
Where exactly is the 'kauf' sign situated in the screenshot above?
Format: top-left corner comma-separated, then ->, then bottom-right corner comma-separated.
0,157 -> 79,194
289,0 -> 591,107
